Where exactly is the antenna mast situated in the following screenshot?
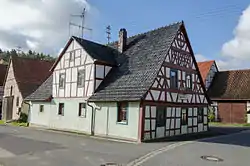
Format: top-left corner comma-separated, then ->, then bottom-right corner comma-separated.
69,7 -> 92,38
106,25 -> 111,44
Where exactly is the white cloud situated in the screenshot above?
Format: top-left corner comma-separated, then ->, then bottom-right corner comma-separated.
195,54 -> 208,62
219,5 -> 250,70
0,0 -> 97,55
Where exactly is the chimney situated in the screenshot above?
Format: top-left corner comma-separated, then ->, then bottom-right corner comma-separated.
118,28 -> 127,53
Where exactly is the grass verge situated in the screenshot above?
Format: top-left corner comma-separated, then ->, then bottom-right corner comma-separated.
209,122 -> 250,127
10,121 -> 28,127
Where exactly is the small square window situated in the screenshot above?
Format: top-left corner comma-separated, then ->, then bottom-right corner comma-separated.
69,51 -> 75,62
39,105 -> 44,112
58,103 -> 64,116
117,102 -> 128,123
156,106 -> 166,127
198,107 -> 204,123
181,108 -> 188,125
78,103 -> 86,117
170,69 -> 178,89
59,73 -> 65,88
186,74 -> 192,90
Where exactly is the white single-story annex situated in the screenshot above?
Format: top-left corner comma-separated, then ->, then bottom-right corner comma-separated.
25,21 -> 210,142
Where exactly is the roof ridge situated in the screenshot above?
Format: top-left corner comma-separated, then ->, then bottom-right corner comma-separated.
108,21 -> 182,45
197,60 -> 215,63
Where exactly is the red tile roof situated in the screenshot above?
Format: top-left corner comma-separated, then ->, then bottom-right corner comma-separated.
208,69 -> 250,100
0,64 -> 7,86
11,57 -> 54,98
197,60 -> 215,83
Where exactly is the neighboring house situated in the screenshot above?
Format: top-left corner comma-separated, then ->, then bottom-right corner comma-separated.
197,60 -> 218,90
26,21 -> 209,142
208,69 -> 250,123
2,57 -> 54,120
0,64 -> 7,119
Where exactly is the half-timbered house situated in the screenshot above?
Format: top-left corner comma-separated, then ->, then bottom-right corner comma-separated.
197,60 -> 218,90
2,57 -> 53,120
26,21 -> 210,142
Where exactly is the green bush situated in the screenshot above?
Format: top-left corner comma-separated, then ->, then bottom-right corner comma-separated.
208,111 -> 215,122
18,113 -> 28,123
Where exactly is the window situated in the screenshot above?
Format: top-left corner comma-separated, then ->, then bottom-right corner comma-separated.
10,86 -> 13,96
117,102 -> 128,123
78,103 -> 86,117
58,103 -> 64,116
181,108 -> 188,125
39,105 -> 44,112
16,96 -> 19,107
77,70 -> 85,87
59,73 -> 65,88
198,107 -> 204,123
69,51 -> 75,62
156,106 -> 166,127
186,74 -> 192,90
170,69 -> 178,89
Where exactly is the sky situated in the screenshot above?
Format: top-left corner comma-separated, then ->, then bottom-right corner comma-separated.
0,0 -> 250,70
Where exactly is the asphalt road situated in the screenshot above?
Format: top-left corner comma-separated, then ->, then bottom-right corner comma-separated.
0,125 -> 248,166
141,127 -> 250,166
0,125 -> 173,166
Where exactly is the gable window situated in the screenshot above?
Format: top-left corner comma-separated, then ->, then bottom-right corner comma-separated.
198,107 -> 204,123
77,70 -> 85,87
58,103 -> 64,116
117,102 -> 128,123
181,108 -> 188,125
69,51 -> 75,62
78,103 -> 86,117
156,106 -> 166,127
16,96 -> 19,107
170,69 -> 178,89
186,74 -> 192,90
10,86 -> 13,96
39,105 -> 44,112
59,73 -> 65,88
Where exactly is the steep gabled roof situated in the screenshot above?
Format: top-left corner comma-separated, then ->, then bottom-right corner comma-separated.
25,74 -> 52,101
208,69 -> 250,100
89,22 -> 183,101
11,57 -> 54,98
0,64 -> 7,86
51,36 -> 117,71
197,60 -> 215,83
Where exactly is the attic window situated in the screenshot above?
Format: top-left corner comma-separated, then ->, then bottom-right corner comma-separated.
77,70 -> 85,87
59,73 -> 65,88
170,69 -> 178,89
69,51 -> 75,62
186,74 -> 192,90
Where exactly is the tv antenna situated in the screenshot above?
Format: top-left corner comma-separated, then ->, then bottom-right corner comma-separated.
106,25 -> 111,44
69,7 -> 92,38
16,46 -> 22,54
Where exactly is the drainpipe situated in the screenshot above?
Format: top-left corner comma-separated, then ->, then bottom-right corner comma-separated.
87,101 -> 95,136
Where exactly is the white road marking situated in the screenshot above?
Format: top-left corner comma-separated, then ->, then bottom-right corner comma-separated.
126,141 -> 192,166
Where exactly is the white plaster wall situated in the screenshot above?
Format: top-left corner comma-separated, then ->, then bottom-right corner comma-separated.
29,102 -> 51,126
94,102 -> 140,141
48,98 -> 92,134
3,61 -> 22,120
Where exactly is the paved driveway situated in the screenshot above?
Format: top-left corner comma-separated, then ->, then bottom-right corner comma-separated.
0,125 -> 173,166
141,128 -> 250,166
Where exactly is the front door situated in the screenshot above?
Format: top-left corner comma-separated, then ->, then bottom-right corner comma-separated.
2,96 -> 14,120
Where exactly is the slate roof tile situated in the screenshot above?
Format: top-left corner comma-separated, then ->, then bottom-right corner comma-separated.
89,22 -> 182,101
25,74 -> 52,101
